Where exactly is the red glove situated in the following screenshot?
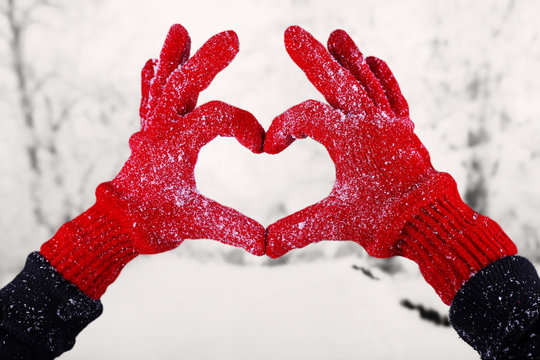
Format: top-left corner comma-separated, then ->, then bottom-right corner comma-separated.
264,26 -> 517,304
41,25 -> 266,299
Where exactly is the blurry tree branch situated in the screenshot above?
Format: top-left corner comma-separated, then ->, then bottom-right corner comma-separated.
463,64 -> 500,215
1,0 -> 81,234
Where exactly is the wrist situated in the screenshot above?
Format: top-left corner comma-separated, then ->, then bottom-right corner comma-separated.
397,179 -> 517,305
40,194 -> 138,300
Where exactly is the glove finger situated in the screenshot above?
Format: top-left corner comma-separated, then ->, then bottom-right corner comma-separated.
140,59 -> 157,121
264,99 -> 343,157
185,100 -> 265,154
365,56 -> 409,117
155,30 -> 240,120
327,29 -> 394,116
266,197 -> 350,258
147,24 -> 191,111
284,25 -> 375,116
182,194 -> 266,256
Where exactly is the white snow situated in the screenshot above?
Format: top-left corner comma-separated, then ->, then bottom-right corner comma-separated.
60,248 -> 479,360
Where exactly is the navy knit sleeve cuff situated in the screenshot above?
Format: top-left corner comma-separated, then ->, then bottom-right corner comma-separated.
0,252 -> 103,359
449,255 -> 540,360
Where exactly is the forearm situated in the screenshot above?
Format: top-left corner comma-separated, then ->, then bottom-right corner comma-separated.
0,195 -> 138,358
450,256 -> 540,359
0,252 -> 103,359
396,186 -> 540,358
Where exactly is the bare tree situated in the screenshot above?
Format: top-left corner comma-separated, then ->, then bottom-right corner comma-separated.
463,65 -> 493,214
463,0 -> 516,216
0,0 -> 81,233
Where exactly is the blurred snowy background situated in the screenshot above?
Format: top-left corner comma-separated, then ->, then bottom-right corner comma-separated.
1,0 -> 539,358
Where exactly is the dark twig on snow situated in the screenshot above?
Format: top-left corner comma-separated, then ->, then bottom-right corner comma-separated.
352,264 -> 380,281
400,298 -> 450,327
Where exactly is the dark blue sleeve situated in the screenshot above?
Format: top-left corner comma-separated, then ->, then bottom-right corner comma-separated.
0,252 -> 103,359
449,256 -> 540,360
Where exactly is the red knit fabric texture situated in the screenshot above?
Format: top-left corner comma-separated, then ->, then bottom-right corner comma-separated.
40,201 -> 137,300
41,24 -> 266,299
265,26 -> 446,259
264,26 -> 517,305
397,183 -> 517,305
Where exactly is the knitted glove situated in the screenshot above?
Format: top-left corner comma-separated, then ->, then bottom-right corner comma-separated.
264,26 -> 517,305
40,24 -> 266,300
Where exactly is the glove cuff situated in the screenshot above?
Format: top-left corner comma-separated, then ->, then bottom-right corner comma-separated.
397,182 -> 517,305
40,198 -> 138,300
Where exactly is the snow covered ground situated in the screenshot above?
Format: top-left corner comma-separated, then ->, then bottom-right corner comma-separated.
58,247 -> 479,360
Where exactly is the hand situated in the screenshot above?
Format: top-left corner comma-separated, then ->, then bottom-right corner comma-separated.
110,24 -> 266,256
264,26 -> 458,258
264,26 -> 516,305
41,25 -> 265,299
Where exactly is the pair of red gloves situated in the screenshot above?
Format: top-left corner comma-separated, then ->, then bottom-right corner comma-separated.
40,24 -> 516,306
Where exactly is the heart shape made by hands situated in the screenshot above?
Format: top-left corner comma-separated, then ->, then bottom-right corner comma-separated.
195,136 -> 336,228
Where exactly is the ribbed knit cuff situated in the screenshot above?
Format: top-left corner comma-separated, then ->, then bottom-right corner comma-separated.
397,183 -> 517,305
40,202 -> 138,299
449,256 -> 540,359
